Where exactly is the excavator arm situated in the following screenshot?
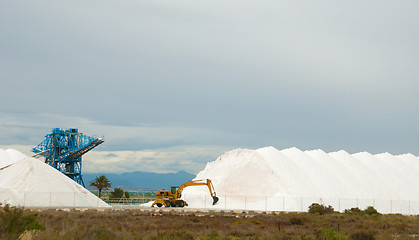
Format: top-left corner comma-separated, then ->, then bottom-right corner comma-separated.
176,179 -> 219,205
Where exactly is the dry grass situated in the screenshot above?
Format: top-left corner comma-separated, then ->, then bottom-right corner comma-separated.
4,208 -> 419,240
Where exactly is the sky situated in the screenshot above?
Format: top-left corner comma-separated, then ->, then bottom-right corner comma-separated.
1,0 -> 418,174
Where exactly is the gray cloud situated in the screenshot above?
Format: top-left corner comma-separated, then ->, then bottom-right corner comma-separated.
1,0 -> 418,173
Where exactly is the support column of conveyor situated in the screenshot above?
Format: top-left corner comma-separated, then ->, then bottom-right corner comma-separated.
32,128 -> 104,187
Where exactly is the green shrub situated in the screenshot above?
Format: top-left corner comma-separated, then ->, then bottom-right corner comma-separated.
233,219 -> 264,226
150,231 -> 194,240
314,227 -> 347,239
308,203 -> 334,215
289,216 -> 304,225
206,230 -> 219,239
350,230 -> 375,240
91,225 -> 116,240
345,207 -> 362,214
363,206 -> 379,215
344,206 -> 379,215
0,205 -> 44,238
109,188 -> 124,199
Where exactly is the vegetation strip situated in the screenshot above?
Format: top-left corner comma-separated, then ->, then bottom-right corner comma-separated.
1,204 -> 418,239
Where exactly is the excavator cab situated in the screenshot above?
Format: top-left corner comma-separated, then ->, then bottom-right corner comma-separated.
170,186 -> 179,194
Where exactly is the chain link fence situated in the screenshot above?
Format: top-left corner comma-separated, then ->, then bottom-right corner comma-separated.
0,191 -> 109,208
1,190 -> 418,214
182,194 -> 419,214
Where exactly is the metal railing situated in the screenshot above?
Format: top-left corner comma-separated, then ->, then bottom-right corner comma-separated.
103,197 -> 154,205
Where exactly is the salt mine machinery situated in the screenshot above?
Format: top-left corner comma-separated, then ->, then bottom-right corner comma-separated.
32,128 -> 104,187
151,179 -> 219,207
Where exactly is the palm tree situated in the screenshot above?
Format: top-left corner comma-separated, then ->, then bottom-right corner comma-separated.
90,175 -> 111,198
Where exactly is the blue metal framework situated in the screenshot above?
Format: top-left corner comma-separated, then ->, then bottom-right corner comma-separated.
32,128 -> 104,187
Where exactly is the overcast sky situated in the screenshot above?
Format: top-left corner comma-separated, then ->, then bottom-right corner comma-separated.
1,0 -> 418,174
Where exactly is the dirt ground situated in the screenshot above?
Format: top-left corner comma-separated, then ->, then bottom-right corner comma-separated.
6,208 -> 419,239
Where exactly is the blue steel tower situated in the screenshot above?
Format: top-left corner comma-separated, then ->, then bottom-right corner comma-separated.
32,128 -> 104,187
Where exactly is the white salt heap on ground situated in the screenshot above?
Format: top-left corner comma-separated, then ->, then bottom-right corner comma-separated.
182,147 -> 419,214
0,148 -> 109,208
0,149 -> 26,168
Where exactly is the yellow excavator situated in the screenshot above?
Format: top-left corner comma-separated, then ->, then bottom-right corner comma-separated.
151,179 -> 219,207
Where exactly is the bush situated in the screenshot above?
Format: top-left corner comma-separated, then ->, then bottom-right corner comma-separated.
0,205 -> 44,238
150,231 -> 194,240
345,206 -> 379,215
364,206 -> 379,215
233,220 -> 264,226
288,216 -> 304,225
314,227 -> 347,239
350,230 -> 375,240
91,225 -> 116,240
109,188 -> 125,199
345,207 -> 362,214
308,203 -> 334,215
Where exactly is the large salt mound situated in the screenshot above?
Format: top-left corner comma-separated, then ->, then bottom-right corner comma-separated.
0,149 -> 110,208
0,149 -> 27,168
182,147 -> 419,214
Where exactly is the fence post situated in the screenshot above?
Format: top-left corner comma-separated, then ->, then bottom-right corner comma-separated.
23,192 -> 26,207
356,199 -> 359,208
244,196 -> 246,210
224,195 -> 226,210
282,196 -> 285,211
300,197 -> 303,212
408,200 -> 410,215
265,196 -> 267,212
338,198 -> 340,212
390,200 -> 392,214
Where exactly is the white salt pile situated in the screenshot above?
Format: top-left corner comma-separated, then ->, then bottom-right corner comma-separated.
0,148 -> 110,208
0,148 -> 26,168
182,147 -> 419,214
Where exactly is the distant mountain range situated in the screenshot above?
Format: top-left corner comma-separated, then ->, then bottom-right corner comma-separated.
83,170 -> 196,192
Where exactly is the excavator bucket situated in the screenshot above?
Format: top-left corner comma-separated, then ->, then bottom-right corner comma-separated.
212,196 -> 219,205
